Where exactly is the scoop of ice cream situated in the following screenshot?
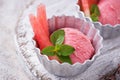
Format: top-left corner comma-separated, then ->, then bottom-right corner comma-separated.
98,0 -> 120,25
62,28 -> 94,63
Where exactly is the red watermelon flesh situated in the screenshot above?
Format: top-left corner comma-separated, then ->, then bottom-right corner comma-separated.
29,4 -> 60,61
78,0 -> 99,17
37,4 -> 49,36
29,14 -> 52,50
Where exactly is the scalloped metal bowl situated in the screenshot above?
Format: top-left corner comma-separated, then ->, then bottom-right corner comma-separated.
36,15 -> 103,77
76,4 -> 120,38
82,12 -> 120,40
15,1 -> 103,79
15,1 -> 120,79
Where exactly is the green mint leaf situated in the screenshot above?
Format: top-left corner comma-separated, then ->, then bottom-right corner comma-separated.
55,44 -> 61,51
41,46 -> 55,56
90,4 -> 100,16
90,4 -> 100,22
50,30 -> 65,45
91,14 -> 99,22
58,44 -> 75,56
57,55 -> 72,64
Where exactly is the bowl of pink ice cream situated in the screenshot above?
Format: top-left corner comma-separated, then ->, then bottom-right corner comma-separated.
16,1 -> 103,79
38,15 -> 103,77
78,0 -> 120,26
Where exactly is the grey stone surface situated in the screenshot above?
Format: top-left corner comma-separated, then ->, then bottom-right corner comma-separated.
1,0 -> 120,80
0,0 -> 37,80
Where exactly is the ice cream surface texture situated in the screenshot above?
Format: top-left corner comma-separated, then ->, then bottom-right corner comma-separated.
63,28 -> 94,63
98,0 -> 120,25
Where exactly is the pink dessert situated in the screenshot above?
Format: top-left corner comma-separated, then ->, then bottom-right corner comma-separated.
78,0 -> 120,26
98,0 -> 120,25
63,28 -> 94,63
29,4 -> 95,64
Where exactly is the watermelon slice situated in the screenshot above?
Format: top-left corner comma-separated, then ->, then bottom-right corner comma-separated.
29,4 -> 60,61
37,4 -> 49,37
78,0 -> 90,17
29,14 -> 52,50
88,0 -> 99,8
78,0 -> 99,17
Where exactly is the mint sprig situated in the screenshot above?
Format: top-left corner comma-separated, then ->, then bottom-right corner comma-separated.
41,29 -> 75,64
57,55 -> 72,64
90,4 -> 100,22
41,46 -> 55,56
58,45 -> 75,56
50,30 -> 65,45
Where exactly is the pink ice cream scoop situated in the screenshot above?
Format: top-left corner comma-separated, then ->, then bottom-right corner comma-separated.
98,0 -> 120,26
62,28 -> 94,63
